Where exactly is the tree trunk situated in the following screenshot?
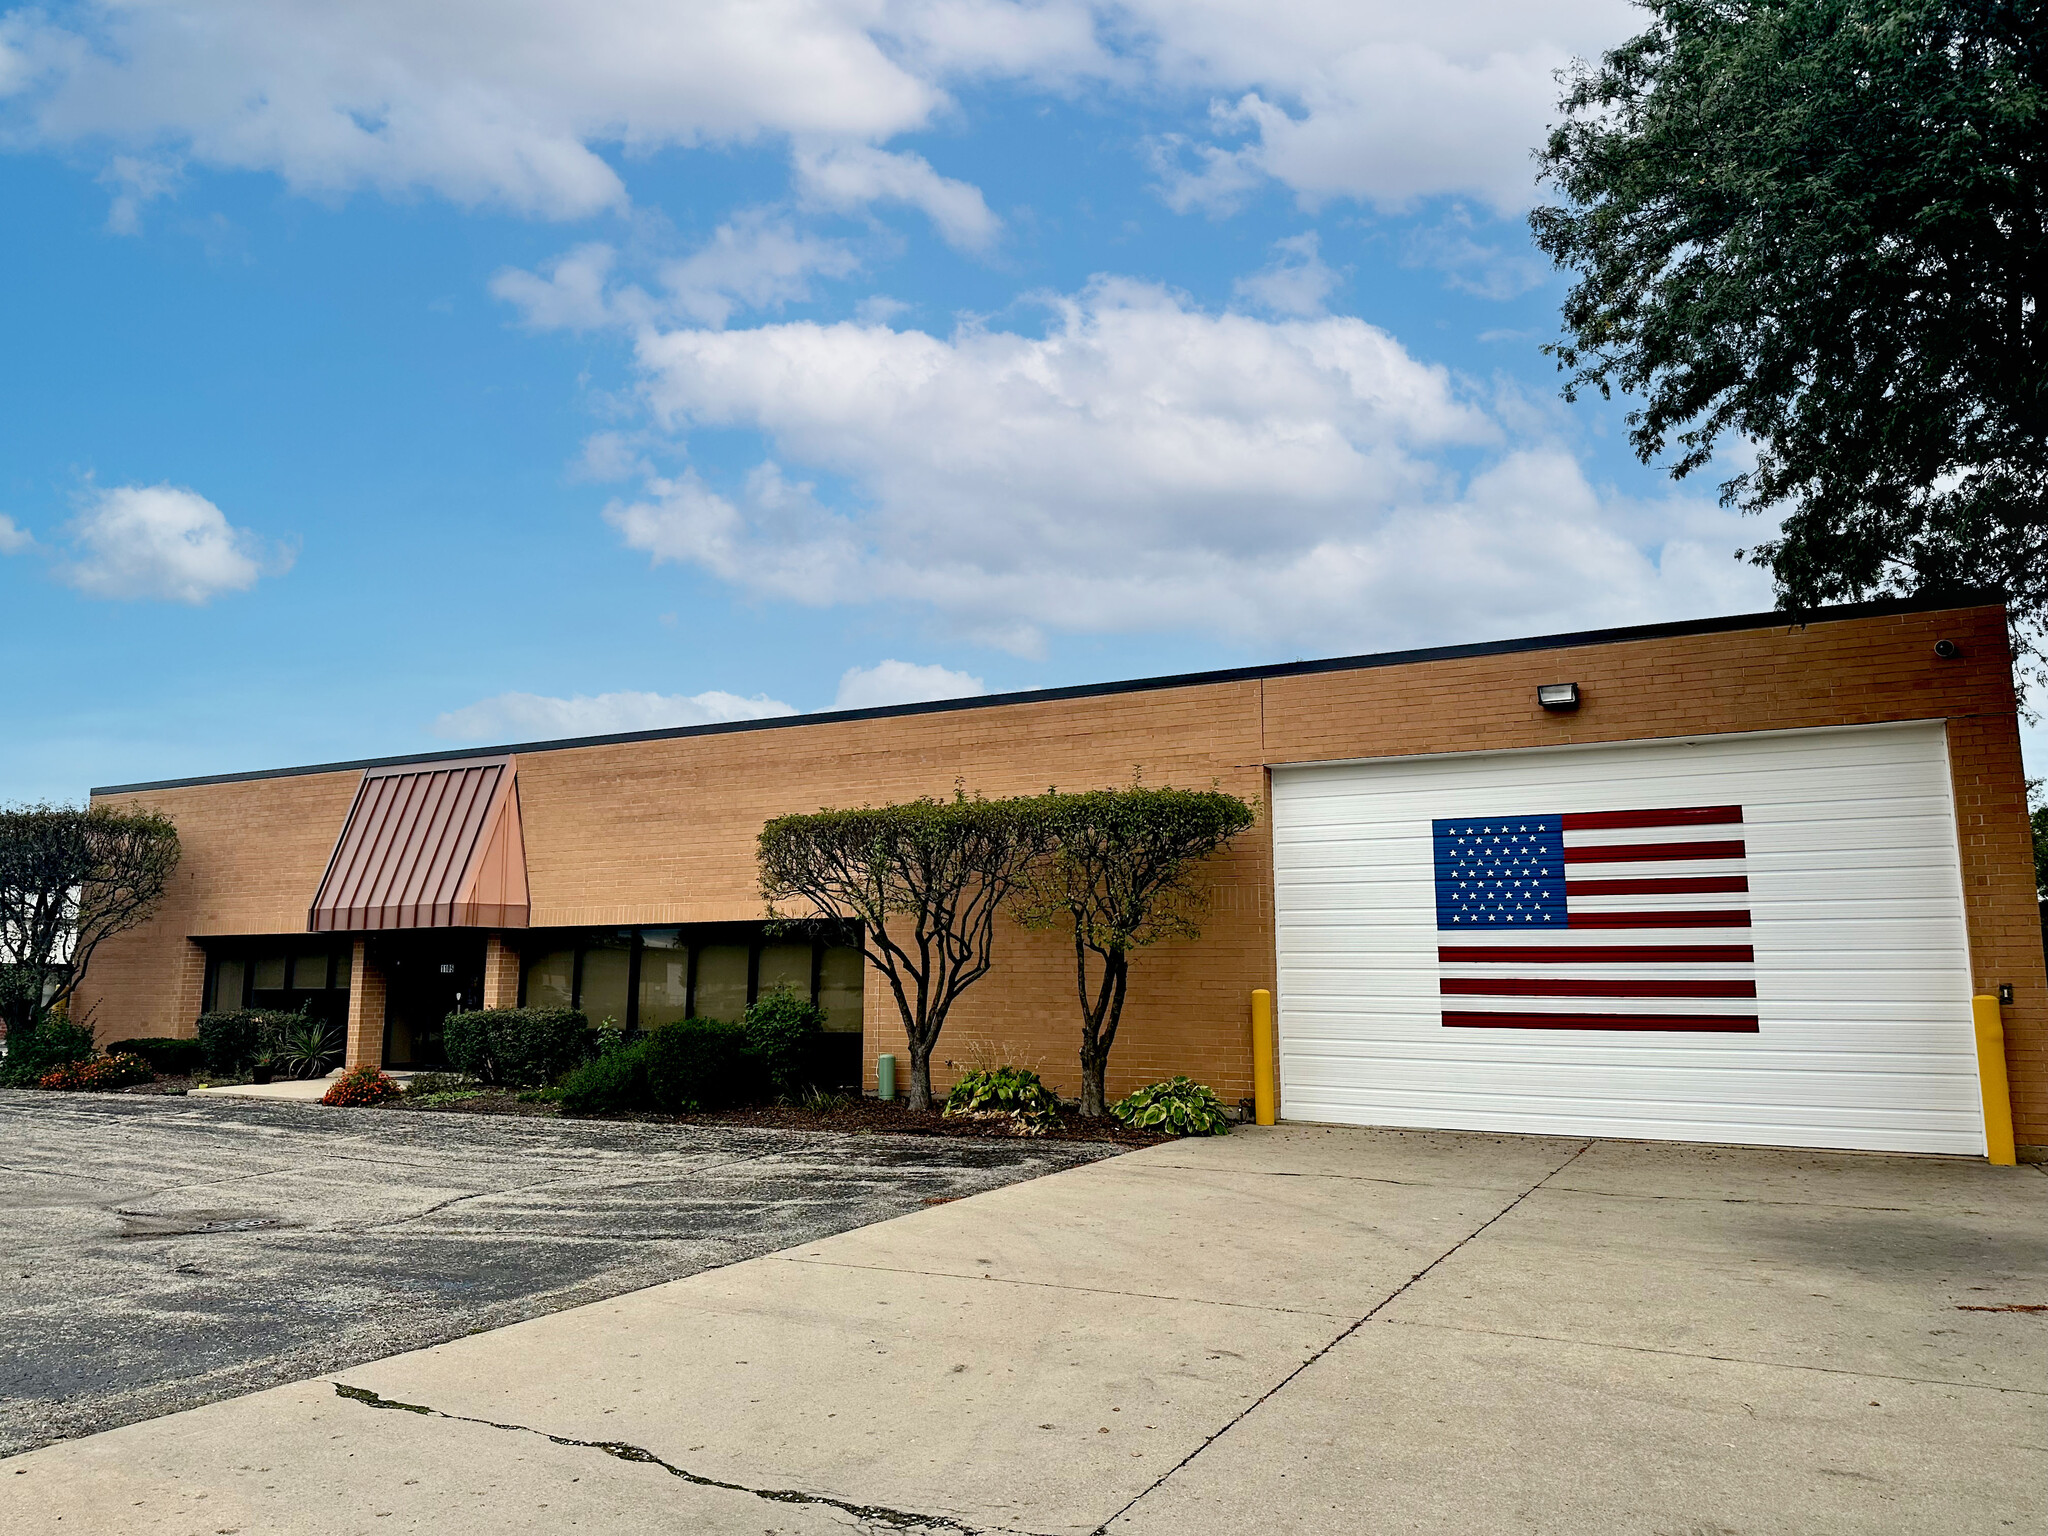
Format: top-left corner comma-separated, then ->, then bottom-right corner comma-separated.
1076,950 -> 1127,1119
906,1038 -> 935,1112
1078,1038 -> 1109,1119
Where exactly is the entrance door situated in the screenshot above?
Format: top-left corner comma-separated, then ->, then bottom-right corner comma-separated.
381,936 -> 485,1068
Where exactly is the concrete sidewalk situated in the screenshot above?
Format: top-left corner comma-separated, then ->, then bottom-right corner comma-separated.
3,1126 -> 2043,1534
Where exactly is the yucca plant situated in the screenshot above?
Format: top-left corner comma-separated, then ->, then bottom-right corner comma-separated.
273,1019 -> 341,1080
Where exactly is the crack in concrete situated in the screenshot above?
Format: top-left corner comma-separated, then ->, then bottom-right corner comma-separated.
1087,1137 -> 1597,1535
333,1383 -> 991,1533
1377,1317 -> 2048,1396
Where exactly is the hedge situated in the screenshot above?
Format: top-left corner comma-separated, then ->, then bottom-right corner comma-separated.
442,1007 -> 589,1087
108,1036 -> 205,1075
195,1009 -> 308,1074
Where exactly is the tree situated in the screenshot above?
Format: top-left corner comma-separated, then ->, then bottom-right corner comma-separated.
757,793 -> 1045,1111
0,804 -> 181,1040
1532,0 -> 2048,664
1013,786 -> 1256,1118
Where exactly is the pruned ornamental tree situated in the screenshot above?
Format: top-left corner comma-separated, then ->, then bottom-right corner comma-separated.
1014,786 -> 1256,1117
0,804 -> 181,1039
758,793 -> 1047,1110
1532,0 -> 2048,665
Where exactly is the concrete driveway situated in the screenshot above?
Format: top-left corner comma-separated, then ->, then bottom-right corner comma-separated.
3,1122 -> 2044,1534
0,1091 -> 1115,1456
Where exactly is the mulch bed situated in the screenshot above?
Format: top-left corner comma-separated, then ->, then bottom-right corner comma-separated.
392,1087 -> 1170,1144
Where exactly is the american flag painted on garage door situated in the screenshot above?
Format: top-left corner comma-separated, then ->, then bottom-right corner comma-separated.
1432,805 -> 1757,1032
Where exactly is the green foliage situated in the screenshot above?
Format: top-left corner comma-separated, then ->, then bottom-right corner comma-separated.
759,790 -> 1050,1111
196,1008 -> 307,1073
38,1052 -> 154,1091
402,1070 -> 474,1098
1110,1077 -> 1232,1137
644,1019 -> 757,1112
743,986 -> 825,1099
321,1066 -> 400,1107
1532,0 -> 2048,660
441,1007 -> 590,1087
2029,779 -> 2046,903
1013,784 -> 1256,1116
272,1018 -> 342,1080
0,1014 -> 96,1086
945,1064 -> 1062,1134
105,1036 -> 204,1075
556,1039 -> 653,1116
0,802 -> 182,1037
593,1016 -> 630,1060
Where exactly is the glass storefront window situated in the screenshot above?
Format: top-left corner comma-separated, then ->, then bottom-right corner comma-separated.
252,954 -> 287,991
524,948 -> 576,1010
579,938 -> 632,1029
692,944 -> 750,1022
291,952 -> 330,990
211,957 -> 245,1013
637,930 -> 690,1029
333,948 -> 351,990
756,942 -> 813,999
817,945 -> 865,1033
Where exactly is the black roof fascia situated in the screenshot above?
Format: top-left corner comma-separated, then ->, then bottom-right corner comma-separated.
91,591 -> 2002,796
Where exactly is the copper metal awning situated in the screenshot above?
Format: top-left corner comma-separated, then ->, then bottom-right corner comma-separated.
308,756 -> 529,932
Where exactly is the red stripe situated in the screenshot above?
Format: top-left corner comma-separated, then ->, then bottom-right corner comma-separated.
1569,909 -> 1752,930
1440,944 -> 1753,963
1566,875 -> 1748,896
1443,978 -> 1757,999
1442,1011 -> 1760,1032
1560,806 -> 1743,830
1562,839 -> 1745,863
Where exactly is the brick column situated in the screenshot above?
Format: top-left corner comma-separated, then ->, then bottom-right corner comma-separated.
483,934 -> 520,1010
344,940 -> 385,1072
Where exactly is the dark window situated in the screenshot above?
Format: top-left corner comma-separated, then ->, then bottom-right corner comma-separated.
515,925 -> 864,1034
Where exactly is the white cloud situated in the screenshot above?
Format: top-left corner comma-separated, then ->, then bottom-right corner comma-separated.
0,513 -> 32,554
96,154 -> 180,234
792,143 -> 1000,251
1404,209 -> 1551,299
1232,232 -> 1339,316
0,3 -> 1637,225
434,687 -> 796,742
833,659 -> 987,710
599,277 -> 1771,656
493,211 -> 861,332
58,483 -> 283,603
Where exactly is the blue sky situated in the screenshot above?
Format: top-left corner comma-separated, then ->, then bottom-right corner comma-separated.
0,1 -> 2036,802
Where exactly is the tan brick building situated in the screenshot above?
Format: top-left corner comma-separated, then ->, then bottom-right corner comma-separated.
80,596 -> 2046,1157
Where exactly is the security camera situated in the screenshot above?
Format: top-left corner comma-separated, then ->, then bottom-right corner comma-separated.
1934,639 -> 1960,659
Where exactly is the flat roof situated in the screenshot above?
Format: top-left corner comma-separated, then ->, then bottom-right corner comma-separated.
93,592 -> 2000,796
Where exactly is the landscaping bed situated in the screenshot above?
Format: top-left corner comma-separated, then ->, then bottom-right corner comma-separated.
390,1084 -> 1171,1144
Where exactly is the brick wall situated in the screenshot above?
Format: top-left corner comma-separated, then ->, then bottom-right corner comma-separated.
81,603 -> 2047,1141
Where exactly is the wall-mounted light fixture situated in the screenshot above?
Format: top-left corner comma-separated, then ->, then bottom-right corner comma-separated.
1536,683 -> 1581,712
1934,639 -> 1961,659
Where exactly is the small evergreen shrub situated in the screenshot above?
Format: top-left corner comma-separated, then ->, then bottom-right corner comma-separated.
196,1009 -> 306,1073
0,1015 -> 97,1086
105,1037 -> 205,1075
742,987 -> 825,1099
644,1019 -> 759,1112
1110,1077 -> 1231,1136
38,1052 -> 155,1092
322,1066 -> 400,1107
273,1018 -> 342,1080
557,1042 -> 653,1116
945,1066 -> 1062,1133
442,1007 -> 589,1087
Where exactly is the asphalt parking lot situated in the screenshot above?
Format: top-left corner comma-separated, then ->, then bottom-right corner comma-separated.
0,1090 -> 1116,1456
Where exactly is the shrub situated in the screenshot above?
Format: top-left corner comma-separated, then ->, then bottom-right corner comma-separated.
39,1052 -> 155,1092
644,1019 -> 759,1112
945,1066 -> 1062,1133
271,1018 -> 342,1080
105,1036 -> 204,1075
1,1015 -> 97,1086
442,1007 -> 589,1087
321,1066 -> 400,1106
196,1009 -> 306,1073
1110,1076 -> 1231,1136
742,987 -> 825,1099
402,1071 -> 474,1097
556,1039 -> 654,1116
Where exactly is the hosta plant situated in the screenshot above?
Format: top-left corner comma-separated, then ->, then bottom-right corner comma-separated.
944,1066 -> 1062,1134
1110,1076 -> 1231,1137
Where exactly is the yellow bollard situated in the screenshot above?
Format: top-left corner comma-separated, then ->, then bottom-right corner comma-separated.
1251,989 -> 1276,1127
1973,994 -> 2016,1167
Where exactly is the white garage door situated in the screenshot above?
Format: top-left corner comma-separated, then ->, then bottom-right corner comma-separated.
1271,722 -> 1983,1154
